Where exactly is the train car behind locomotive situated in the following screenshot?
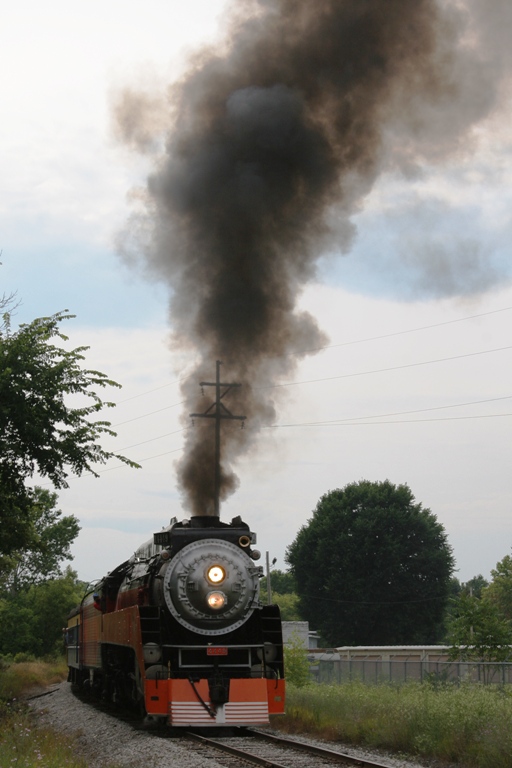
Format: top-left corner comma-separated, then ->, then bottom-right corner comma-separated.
66,513 -> 285,727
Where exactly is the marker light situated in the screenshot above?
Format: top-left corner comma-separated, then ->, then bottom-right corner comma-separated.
207,565 -> 226,584
207,591 -> 227,610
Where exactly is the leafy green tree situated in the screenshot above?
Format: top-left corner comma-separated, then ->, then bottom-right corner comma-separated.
273,592 -> 301,621
0,568 -> 85,657
0,487 -> 80,595
484,552 -> 512,620
259,590 -> 301,620
0,599 -> 34,656
261,569 -> 296,596
441,575 -> 489,639
447,592 -> 512,676
462,574 -> 489,599
259,569 -> 300,619
0,311 -> 138,557
286,480 -> 454,646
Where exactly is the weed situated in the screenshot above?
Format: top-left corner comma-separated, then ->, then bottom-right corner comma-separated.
277,681 -> 512,768
0,659 -> 67,702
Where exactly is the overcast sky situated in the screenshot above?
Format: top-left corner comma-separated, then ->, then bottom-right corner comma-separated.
2,1 -> 512,587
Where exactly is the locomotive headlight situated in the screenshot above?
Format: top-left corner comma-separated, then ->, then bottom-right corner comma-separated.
207,565 -> 226,584
207,591 -> 227,610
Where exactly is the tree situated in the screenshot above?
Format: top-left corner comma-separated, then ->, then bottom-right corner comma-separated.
286,480 -> 454,646
261,569 -> 296,596
0,487 -> 80,595
447,592 -> 512,678
0,311 -> 138,557
441,575 -> 489,639
259,568 -> 301,619
0,568 -> 85,657
259,590 -> 301,620
484,552 -> 512,620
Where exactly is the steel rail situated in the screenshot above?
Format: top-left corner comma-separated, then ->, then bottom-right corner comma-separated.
248,729 -> 396,768
185,731 -> 289,768
186,728 -> 397,768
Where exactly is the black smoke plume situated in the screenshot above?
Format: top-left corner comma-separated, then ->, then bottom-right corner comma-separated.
115,0 -> 510,515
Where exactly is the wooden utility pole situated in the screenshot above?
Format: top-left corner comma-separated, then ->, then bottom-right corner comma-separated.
190,361 -> 246,516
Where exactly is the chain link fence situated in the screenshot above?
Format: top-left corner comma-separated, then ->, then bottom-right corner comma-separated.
310,653 -> 512,686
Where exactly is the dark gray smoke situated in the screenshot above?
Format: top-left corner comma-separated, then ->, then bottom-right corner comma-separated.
115,0 -> 510,515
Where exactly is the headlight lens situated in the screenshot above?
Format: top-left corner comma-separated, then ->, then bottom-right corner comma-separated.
207,591 -> 227,610
207,565 -> 226,584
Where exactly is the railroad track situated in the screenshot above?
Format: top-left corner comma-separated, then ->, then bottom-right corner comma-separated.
184,728 -> 394,768
55,688 -> 399,767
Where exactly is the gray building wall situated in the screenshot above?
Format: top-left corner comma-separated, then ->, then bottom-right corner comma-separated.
282,621 -> 309,648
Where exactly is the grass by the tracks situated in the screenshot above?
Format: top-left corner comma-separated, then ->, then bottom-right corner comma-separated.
0,658 -> 112,768
0,658 -> 67,702
0,705 -> 89,768
277,681 -> 512,768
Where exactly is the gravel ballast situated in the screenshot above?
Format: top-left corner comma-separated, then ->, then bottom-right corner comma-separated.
28,682 -> 441,768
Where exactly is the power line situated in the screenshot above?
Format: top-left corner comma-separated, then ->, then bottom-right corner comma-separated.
54,399 -> 512,483
107,376 -> 512,450
109,395 -> 512,449
260,344 -> 512,390
266,412 -> 512,428
304,304 -> 512,355
76,447 -> 185,477
115,428 -> 186,452
112,401 -> 185,427
108,304 -> 512,406
261,394 -> 512,429
108,346 -> 512,430
116,379 -> 184,404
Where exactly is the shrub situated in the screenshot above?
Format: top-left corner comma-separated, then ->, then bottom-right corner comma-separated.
284,633 -> 311,688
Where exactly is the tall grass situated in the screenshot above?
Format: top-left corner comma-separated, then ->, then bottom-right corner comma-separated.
0,704 -> 90,768
0,658 -> 67,701
0,659 -> 93,768
280,681 -> 512,768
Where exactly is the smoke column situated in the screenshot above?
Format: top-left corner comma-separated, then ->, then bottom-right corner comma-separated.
115,0 -> 510,516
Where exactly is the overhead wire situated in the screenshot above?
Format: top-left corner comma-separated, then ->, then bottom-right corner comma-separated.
267,412 -> 512,427
108,343 -> 512,428
91,303 -> 512,470
259,344 -> 512,390
108,303 -> 512,406
261,394 -> 512,429
113,401 -> 185,427
301,303 -> 512,355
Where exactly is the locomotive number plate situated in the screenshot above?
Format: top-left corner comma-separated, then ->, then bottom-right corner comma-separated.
207,647 -> 228,656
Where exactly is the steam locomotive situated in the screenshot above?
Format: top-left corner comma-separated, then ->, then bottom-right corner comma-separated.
66,514 -> 285,727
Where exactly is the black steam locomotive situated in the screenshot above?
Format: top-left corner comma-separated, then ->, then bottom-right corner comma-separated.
66,514 -> 285,726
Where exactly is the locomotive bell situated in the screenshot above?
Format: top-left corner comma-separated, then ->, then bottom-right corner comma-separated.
158,538 -> 261,635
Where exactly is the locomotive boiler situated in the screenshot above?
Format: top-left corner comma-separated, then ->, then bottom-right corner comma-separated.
66,513 -> 285,727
